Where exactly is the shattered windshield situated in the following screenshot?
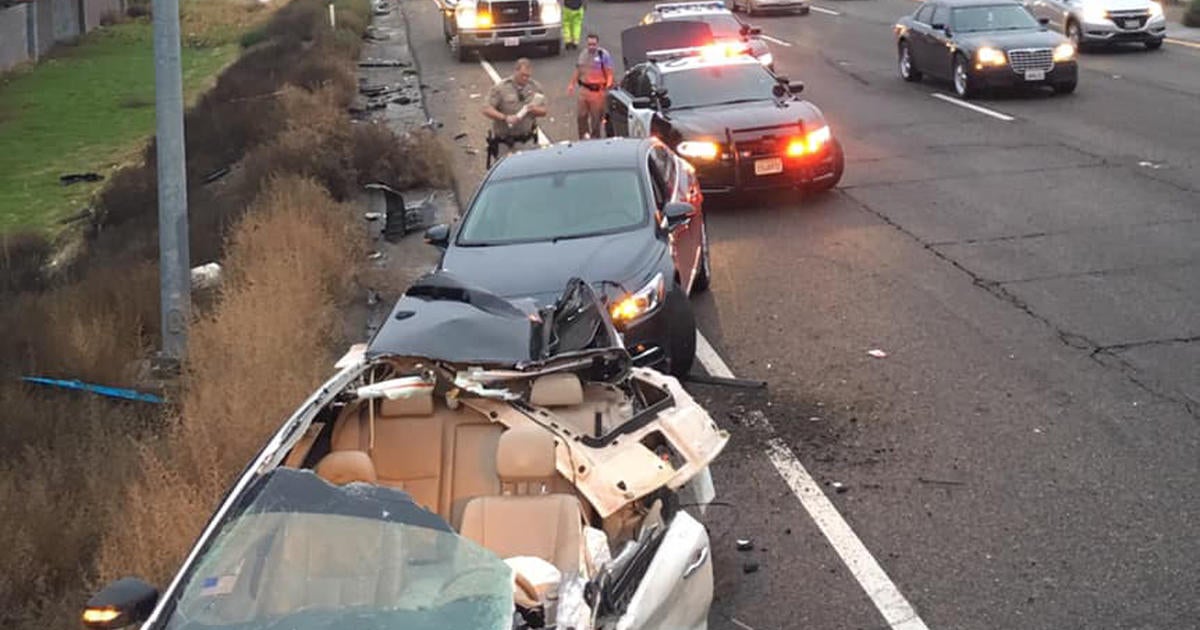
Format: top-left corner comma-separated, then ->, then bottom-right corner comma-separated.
162,469 -> 513,630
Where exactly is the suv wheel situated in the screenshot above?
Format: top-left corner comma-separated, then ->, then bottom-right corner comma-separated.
899,40 -> 922,82
1066,20 -> 1083,50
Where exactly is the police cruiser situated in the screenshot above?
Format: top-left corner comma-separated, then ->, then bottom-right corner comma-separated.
606,22 -> 845,198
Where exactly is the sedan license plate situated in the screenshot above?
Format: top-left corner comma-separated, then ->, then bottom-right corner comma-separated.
1024,69 -> 1046,81
754,157 -> 783,176
1123,19 -> 1140,28
503,37 -> 520,47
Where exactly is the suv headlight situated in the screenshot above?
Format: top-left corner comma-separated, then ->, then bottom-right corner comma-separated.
1080,2 -> 1108,22
610,273 -> 666,325
1147,1 -> 1162,17
540,0 -> 561,24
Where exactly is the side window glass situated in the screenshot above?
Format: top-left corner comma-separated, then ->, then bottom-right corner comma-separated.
622,69 -> 641,94
914,4 -> 933,23
635,70 -> 654,98
932,5 -> 949,26
647,156 -> 667,208
652,146 -> 678,197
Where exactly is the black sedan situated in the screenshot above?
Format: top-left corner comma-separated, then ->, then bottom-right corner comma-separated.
606,22 -> 844,198
422,137 -> 709,377
895,0 -> 1078,99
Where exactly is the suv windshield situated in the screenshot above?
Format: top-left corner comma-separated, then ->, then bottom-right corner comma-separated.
952,5 -> 1039,32
661,63 -> 776,109
163,469 -> 513,630
458,168 -> 647,245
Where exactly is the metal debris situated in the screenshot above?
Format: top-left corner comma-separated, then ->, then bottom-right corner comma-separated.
831,481 -> 848,494
364,212 -> 383,221
736,539 -> 754,552
867,348 -> 888,359
742,561 -> 760,574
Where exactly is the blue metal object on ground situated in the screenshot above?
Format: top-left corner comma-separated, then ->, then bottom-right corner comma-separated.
21,376 -> 164,404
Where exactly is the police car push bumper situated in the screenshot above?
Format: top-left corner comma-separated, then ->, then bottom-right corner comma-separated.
678,123 -> 839,194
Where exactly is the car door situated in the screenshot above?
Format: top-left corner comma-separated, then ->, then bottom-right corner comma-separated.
614,511 -> 713,630
607,68 -> 642,137
628,67 -> 659,139
907,3 -> 937,71
649,145 -> 700,293
926,3 -> 955,79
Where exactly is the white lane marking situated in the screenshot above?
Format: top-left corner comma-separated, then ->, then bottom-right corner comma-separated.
1165,38 -> 1200,50
694,332 -> 931,630
765,439 -> 930,630
480,59 -> 551,146
730,617 -> 758,630
760,34 -> 794,47
930,92 -> 1015,121
811,5 -> 841,15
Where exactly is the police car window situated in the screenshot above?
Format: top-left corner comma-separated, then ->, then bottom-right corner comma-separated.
458,169 -> 648,245
661,64 -> 775,109
914,4 -> 933,23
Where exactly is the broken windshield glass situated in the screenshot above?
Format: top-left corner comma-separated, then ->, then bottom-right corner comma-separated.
162,469 -> 513,630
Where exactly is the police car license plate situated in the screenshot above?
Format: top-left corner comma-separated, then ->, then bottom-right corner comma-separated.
1024,69 -> 1045,81
755,157 -> 783,176
503,37 -> 520,47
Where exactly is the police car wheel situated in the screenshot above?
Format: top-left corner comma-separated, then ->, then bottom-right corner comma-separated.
665,286 -> 697,378
808,138 -> 844,194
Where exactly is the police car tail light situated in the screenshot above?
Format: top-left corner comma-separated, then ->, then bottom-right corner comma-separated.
539,0 -> 561,24
786,125 -> 831,156
677,141 -> 720,160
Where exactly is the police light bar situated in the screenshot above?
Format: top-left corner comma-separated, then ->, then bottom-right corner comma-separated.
653,1 -> 727,12
646,42 -> 753,61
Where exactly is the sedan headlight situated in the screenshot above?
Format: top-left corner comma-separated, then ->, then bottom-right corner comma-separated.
1053,42 -> 1076,61
758,52 -> 774,67
1147,1 -> 1162,17
1080,2 -> 1108,23
677,140 -> 720,160
540,0 -> 561,24
610,273 -> 666,325
976,46 -> 1007,66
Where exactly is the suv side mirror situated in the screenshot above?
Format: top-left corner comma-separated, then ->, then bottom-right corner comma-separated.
931,21 -> 947,32
662,201 -> 697,229
82,577 -> 159,629
789,80 -> 805,94
424,223 -> 450,248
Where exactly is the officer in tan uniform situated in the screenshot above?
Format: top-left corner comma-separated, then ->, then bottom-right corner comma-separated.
566,33 -> 614,140
482,58 -> 547,165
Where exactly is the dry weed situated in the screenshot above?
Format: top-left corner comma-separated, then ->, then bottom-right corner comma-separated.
96,176 -> 363,586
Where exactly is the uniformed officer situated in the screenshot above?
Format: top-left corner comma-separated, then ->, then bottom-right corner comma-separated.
482,58 -> 547,163
566,33 -> 613,141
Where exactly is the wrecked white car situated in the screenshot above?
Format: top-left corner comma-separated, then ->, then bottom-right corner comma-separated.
83,272 -> 729,630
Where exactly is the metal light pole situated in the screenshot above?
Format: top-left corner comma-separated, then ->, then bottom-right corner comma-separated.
152,0 -> 190,362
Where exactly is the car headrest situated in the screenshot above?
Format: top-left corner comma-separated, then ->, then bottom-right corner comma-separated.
529,372 -> 584,407
497,426 -> 557,481
379,390 -> 434,416
315,451 -> 378,486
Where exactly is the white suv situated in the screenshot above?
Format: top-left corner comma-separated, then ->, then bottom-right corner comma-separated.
1027,0 -> 1167,49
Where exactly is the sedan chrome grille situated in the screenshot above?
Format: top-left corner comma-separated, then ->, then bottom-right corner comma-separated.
1007,48 -> 1053,74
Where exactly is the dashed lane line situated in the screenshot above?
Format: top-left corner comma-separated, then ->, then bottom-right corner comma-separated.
480,58 -> 551,146
695,332 -> 931,630
812,5 -> 842,15
931,92 -> 1016,121
760,34 -> 794,47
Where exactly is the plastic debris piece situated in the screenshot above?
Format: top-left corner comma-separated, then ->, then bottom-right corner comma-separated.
454,132 -> 469,140
21,376 -> 163,403
736,539 -> 754,552
832,481 -> 848,494
867,349 -> 888,359
364,212 -> 383,221
742,561 -> 760,574
60,172 -> 103,186
368,251 -> 384,260
809,416 -> 822,422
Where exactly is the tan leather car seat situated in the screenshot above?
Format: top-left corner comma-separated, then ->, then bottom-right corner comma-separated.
314,450 -> 377,485
459,426 -> 585,575
529,372 -> 584,407
331,392 -> 443,512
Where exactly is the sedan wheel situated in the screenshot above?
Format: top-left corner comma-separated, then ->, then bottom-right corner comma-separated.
953,55 -> 974,99
899,41 -> 922,82
665,286 -> 697,378
692,222 -> 712,293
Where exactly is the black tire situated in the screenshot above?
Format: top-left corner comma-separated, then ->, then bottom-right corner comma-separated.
808,137 -> 844,194
1145,38 -> 1163,50
898,40 -> 922,82
952,54 -> 976,99
1053,80 -> 1077,94
1066,20 -> 1083,51
692,221 -> 712,293
665,286 -> 697,379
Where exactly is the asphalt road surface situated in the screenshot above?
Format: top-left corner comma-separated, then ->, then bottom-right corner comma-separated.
403,1 -> 1200,626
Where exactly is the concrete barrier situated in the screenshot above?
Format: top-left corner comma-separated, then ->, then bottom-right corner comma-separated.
1,0 -> 129,72
0,3 -> 31,72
